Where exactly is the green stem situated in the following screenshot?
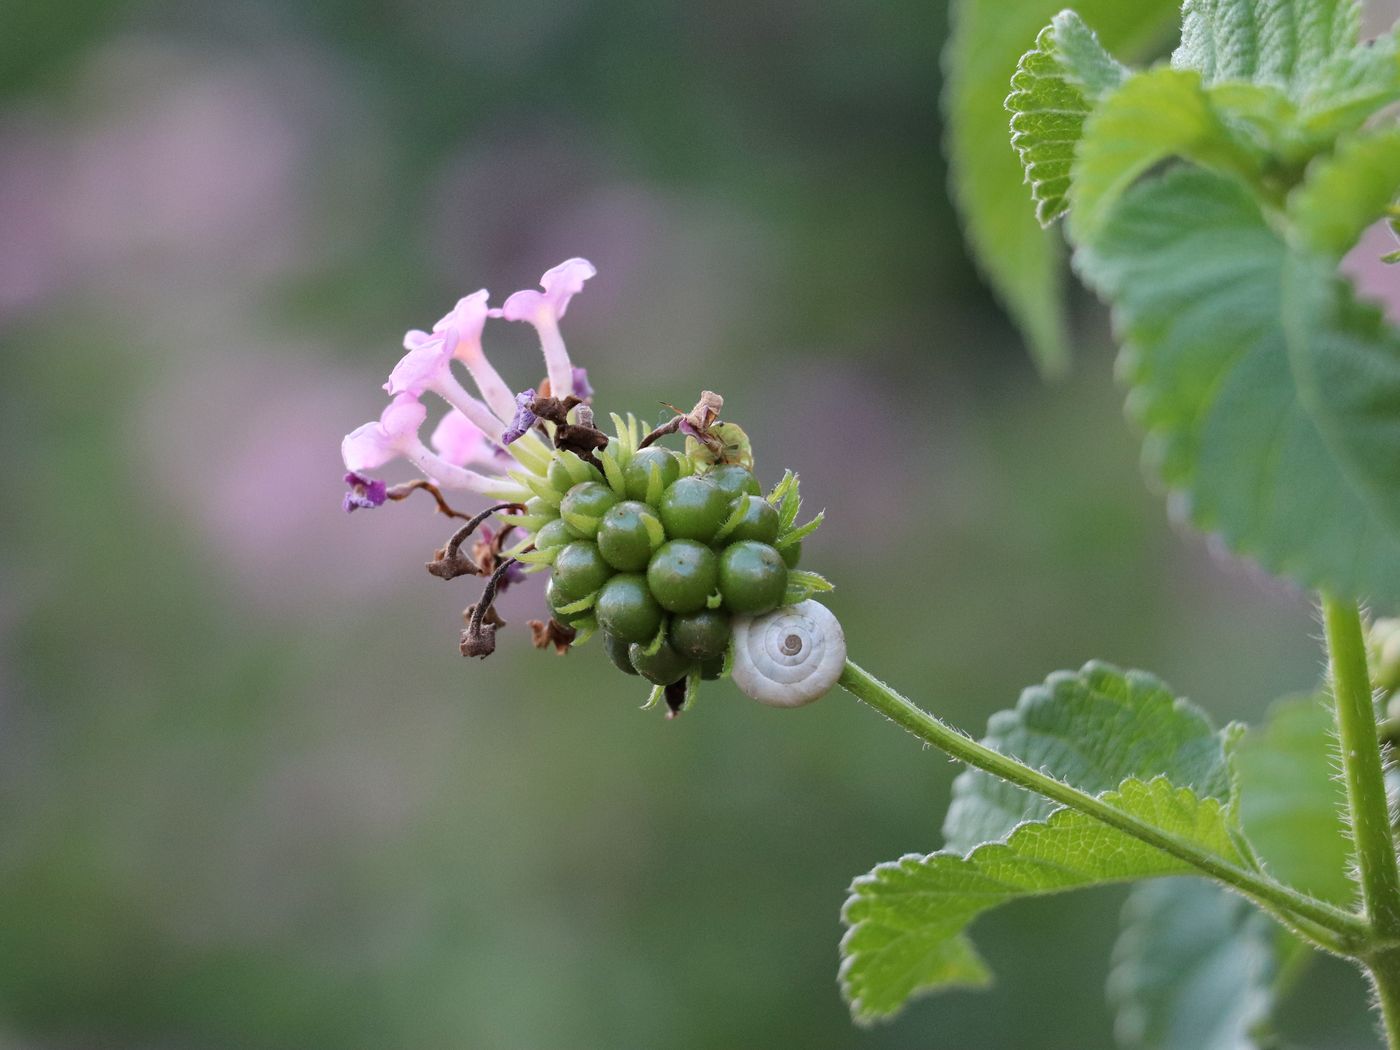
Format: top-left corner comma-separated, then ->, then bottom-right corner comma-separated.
838,659 -> 1369,951
1323,594 -> 1400,941
1370,949 -> 1400,1050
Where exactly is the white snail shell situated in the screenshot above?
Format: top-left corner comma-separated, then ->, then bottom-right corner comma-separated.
730,600 -> 846,708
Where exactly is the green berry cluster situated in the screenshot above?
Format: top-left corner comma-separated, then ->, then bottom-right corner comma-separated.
507,416 -> 827,697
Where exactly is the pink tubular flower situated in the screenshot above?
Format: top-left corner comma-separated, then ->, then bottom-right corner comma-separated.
498,258 -> 596,400
385,329 -> 506,444
341,393 -> 507,494
431,408 -> 511,469
433,290 -> 518,425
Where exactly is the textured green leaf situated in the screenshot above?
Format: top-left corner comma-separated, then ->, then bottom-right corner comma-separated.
1299,24 -> 1400,136
1073,166 -> 1400,604
1007,12 -> 1129,225
944,661 -> 1231,852
1109,879 -> 1290,1050
1068,67 -> 1263,242
945,0 -> 1179,372
1283,251 -> 1400,548
1172,0 -> 1360,90
1233,695 -> 1353,905
1289,126 -> 1400,257
842,778 -> 1249,1023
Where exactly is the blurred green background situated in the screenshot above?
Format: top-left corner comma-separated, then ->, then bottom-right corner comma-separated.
2,1 -> 1394,1047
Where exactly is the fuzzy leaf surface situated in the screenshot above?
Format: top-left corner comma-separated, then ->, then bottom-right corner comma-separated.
944,660 -> 1231,852
1073,166 -> 1400,605
842,778 -> 1249,1023
1007,11 -> 1129,225
1172,0 -> 1360,89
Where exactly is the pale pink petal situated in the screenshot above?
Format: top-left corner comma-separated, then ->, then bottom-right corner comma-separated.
341,420 -> 397,472
499,258 -> 596,399
430,408 -> 504,469
500,257 -> 596,323
341,392 -> 428,473
384,330 -> 456,397
434,289 -> 516,422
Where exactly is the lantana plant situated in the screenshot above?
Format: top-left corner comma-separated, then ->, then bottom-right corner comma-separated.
345,0 -> 1400,1041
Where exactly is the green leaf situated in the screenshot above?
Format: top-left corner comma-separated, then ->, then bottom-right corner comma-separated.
1068,67 -> 1263,242
1233,695 -> 1353,905
1073,166 -> 1400,604
1299,26 -> 1400,139
944,660 -> 1232,852
1282,252 -> 1400,559
1172,0 -> 1360,90
1109,878 -> 1294,1050
1289,126 -> 1400,258
945,0 -> 1180,372
842,778 -> 1249,1023
1007,12 -> 1129,224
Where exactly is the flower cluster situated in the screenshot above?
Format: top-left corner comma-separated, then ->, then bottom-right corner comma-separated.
340,258 -> 598,510
341,259 -> 838,716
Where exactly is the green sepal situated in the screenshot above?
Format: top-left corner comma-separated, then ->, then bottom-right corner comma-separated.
712,498 -> 751,543
554,591 -> 598,616
508,470 -> 562,508
783,569 -> 834,606
641,684 -> 664,710
511,547 -> 558,566
570,617 -> 598,646
561,511 -> 601,536
599,448 -> 627,496
777,510 -> 824,549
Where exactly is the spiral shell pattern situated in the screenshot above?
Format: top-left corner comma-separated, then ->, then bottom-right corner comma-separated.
730,600 -> 846,708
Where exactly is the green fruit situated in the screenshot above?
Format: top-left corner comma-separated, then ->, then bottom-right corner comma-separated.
718,541 -> 788,615
725,495 -> 780,545
623,447 -> 682,504
658,475 -> 733,544
552,541 -> 612,599
628,637 -> 693,686
779,540 -> 801,569
546,579 -> 590,624
559,481 -> 619,538
705,464 -> 762,501
603,632 -> 639,676
670,609 -> 731,662
525,496 -> 553,518
646,540 -> 719,614
597,500 -> 664,571
533,518 -> 574,551
595,573 -> 663,643
700,656 -> 725,681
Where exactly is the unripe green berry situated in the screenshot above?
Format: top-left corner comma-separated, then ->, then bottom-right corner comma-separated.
534,518 -> 574,551
718,540 -> 788,615
658,475 -> 733,544
670,609 -> 732,662
559,481 -> 619,538
646,539 -> 720,614
725,495 -> 780,545
628,637 -> 693,686
552,541 -> 613,599
603,632 -> 640,676
623,446 -> 682,504
597,500 -> 665,571
546,579 -> 591,624
705,464 -> 762,501
595,573 -> 663,643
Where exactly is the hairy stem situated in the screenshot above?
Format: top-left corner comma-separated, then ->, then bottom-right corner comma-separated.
1324,595 -> 1400,940
837,659 -> 1368,951
1370,949 -> 1400,1050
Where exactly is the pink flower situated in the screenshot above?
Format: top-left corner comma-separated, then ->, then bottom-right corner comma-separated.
342,392 -> 428,472
431,408 -> 511,469
433,290 -> 517,424
341,392 -> 511,495
498,257 -> 596,400
385,329 -> 506,444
